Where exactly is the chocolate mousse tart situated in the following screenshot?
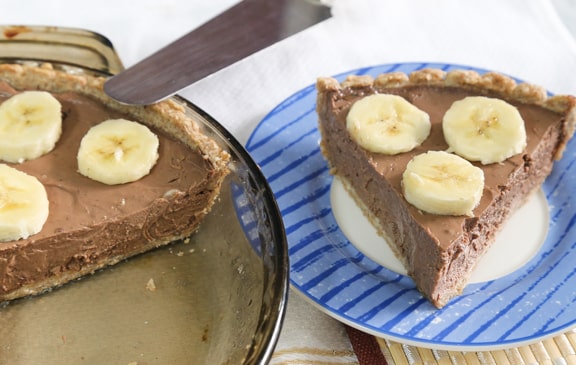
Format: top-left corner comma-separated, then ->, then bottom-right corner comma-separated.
316,68 -> 576,308
0,63 -> 230,302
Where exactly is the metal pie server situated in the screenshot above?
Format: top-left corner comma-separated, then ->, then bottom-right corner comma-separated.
104,0 -> 332,105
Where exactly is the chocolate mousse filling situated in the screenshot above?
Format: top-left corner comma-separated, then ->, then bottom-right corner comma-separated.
316,69 -> 576,308
0,64 -> 229,301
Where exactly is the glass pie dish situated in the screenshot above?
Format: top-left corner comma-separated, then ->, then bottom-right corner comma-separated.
0,25 -> 288,365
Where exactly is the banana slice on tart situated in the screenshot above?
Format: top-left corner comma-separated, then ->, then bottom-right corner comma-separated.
0,91 -> 63,163
402,151 -> 484,216
77,118 -> 160,185
0,164 -> 49,242
443,96 -> 527,164
346,94 -> 431,154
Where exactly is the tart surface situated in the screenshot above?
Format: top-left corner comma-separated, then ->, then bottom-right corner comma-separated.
0,63 -> 230,301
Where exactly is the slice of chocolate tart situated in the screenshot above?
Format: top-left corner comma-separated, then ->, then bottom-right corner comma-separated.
316,68 -> 576,308
0,63 -> 229,302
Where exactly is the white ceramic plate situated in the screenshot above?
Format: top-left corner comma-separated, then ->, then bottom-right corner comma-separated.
246,62 -> 576,351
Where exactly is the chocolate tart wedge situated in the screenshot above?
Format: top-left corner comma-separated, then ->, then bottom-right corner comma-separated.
0,63 -> 230,302
316,68 -> 576,308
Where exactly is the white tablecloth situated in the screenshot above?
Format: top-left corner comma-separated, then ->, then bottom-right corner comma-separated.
3,1 -> 576,363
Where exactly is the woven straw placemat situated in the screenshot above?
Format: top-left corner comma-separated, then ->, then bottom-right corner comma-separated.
347,326 -> 576,365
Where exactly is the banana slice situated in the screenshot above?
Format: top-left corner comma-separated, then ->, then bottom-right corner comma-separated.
402,151 -> 484,216
346,94 -> 431,154
0,91 -> 63,163
442,96 -> 527,164
77,119 -> 159,185
0,164 -> 49,242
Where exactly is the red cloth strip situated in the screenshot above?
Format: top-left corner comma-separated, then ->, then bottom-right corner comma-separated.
345,325 -> 388,365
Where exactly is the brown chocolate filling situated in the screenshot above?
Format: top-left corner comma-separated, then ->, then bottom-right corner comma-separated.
318,83 -> 566,308
0,82 -> 218,300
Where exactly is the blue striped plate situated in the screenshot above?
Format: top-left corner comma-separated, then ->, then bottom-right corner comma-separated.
245,62 -> 576,351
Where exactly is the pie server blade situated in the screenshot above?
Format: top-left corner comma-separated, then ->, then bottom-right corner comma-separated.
104,0 -> 332,105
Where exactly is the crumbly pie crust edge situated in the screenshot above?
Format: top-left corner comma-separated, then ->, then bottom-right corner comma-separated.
317,68 -> 576,160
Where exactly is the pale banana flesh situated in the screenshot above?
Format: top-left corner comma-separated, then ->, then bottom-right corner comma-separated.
77,118 -> 159,185
443,96 -> 527,164
346,94 -> 431,155
0,164 -> 49,242
402,151 -> 485,216
0,91 -> 63,163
